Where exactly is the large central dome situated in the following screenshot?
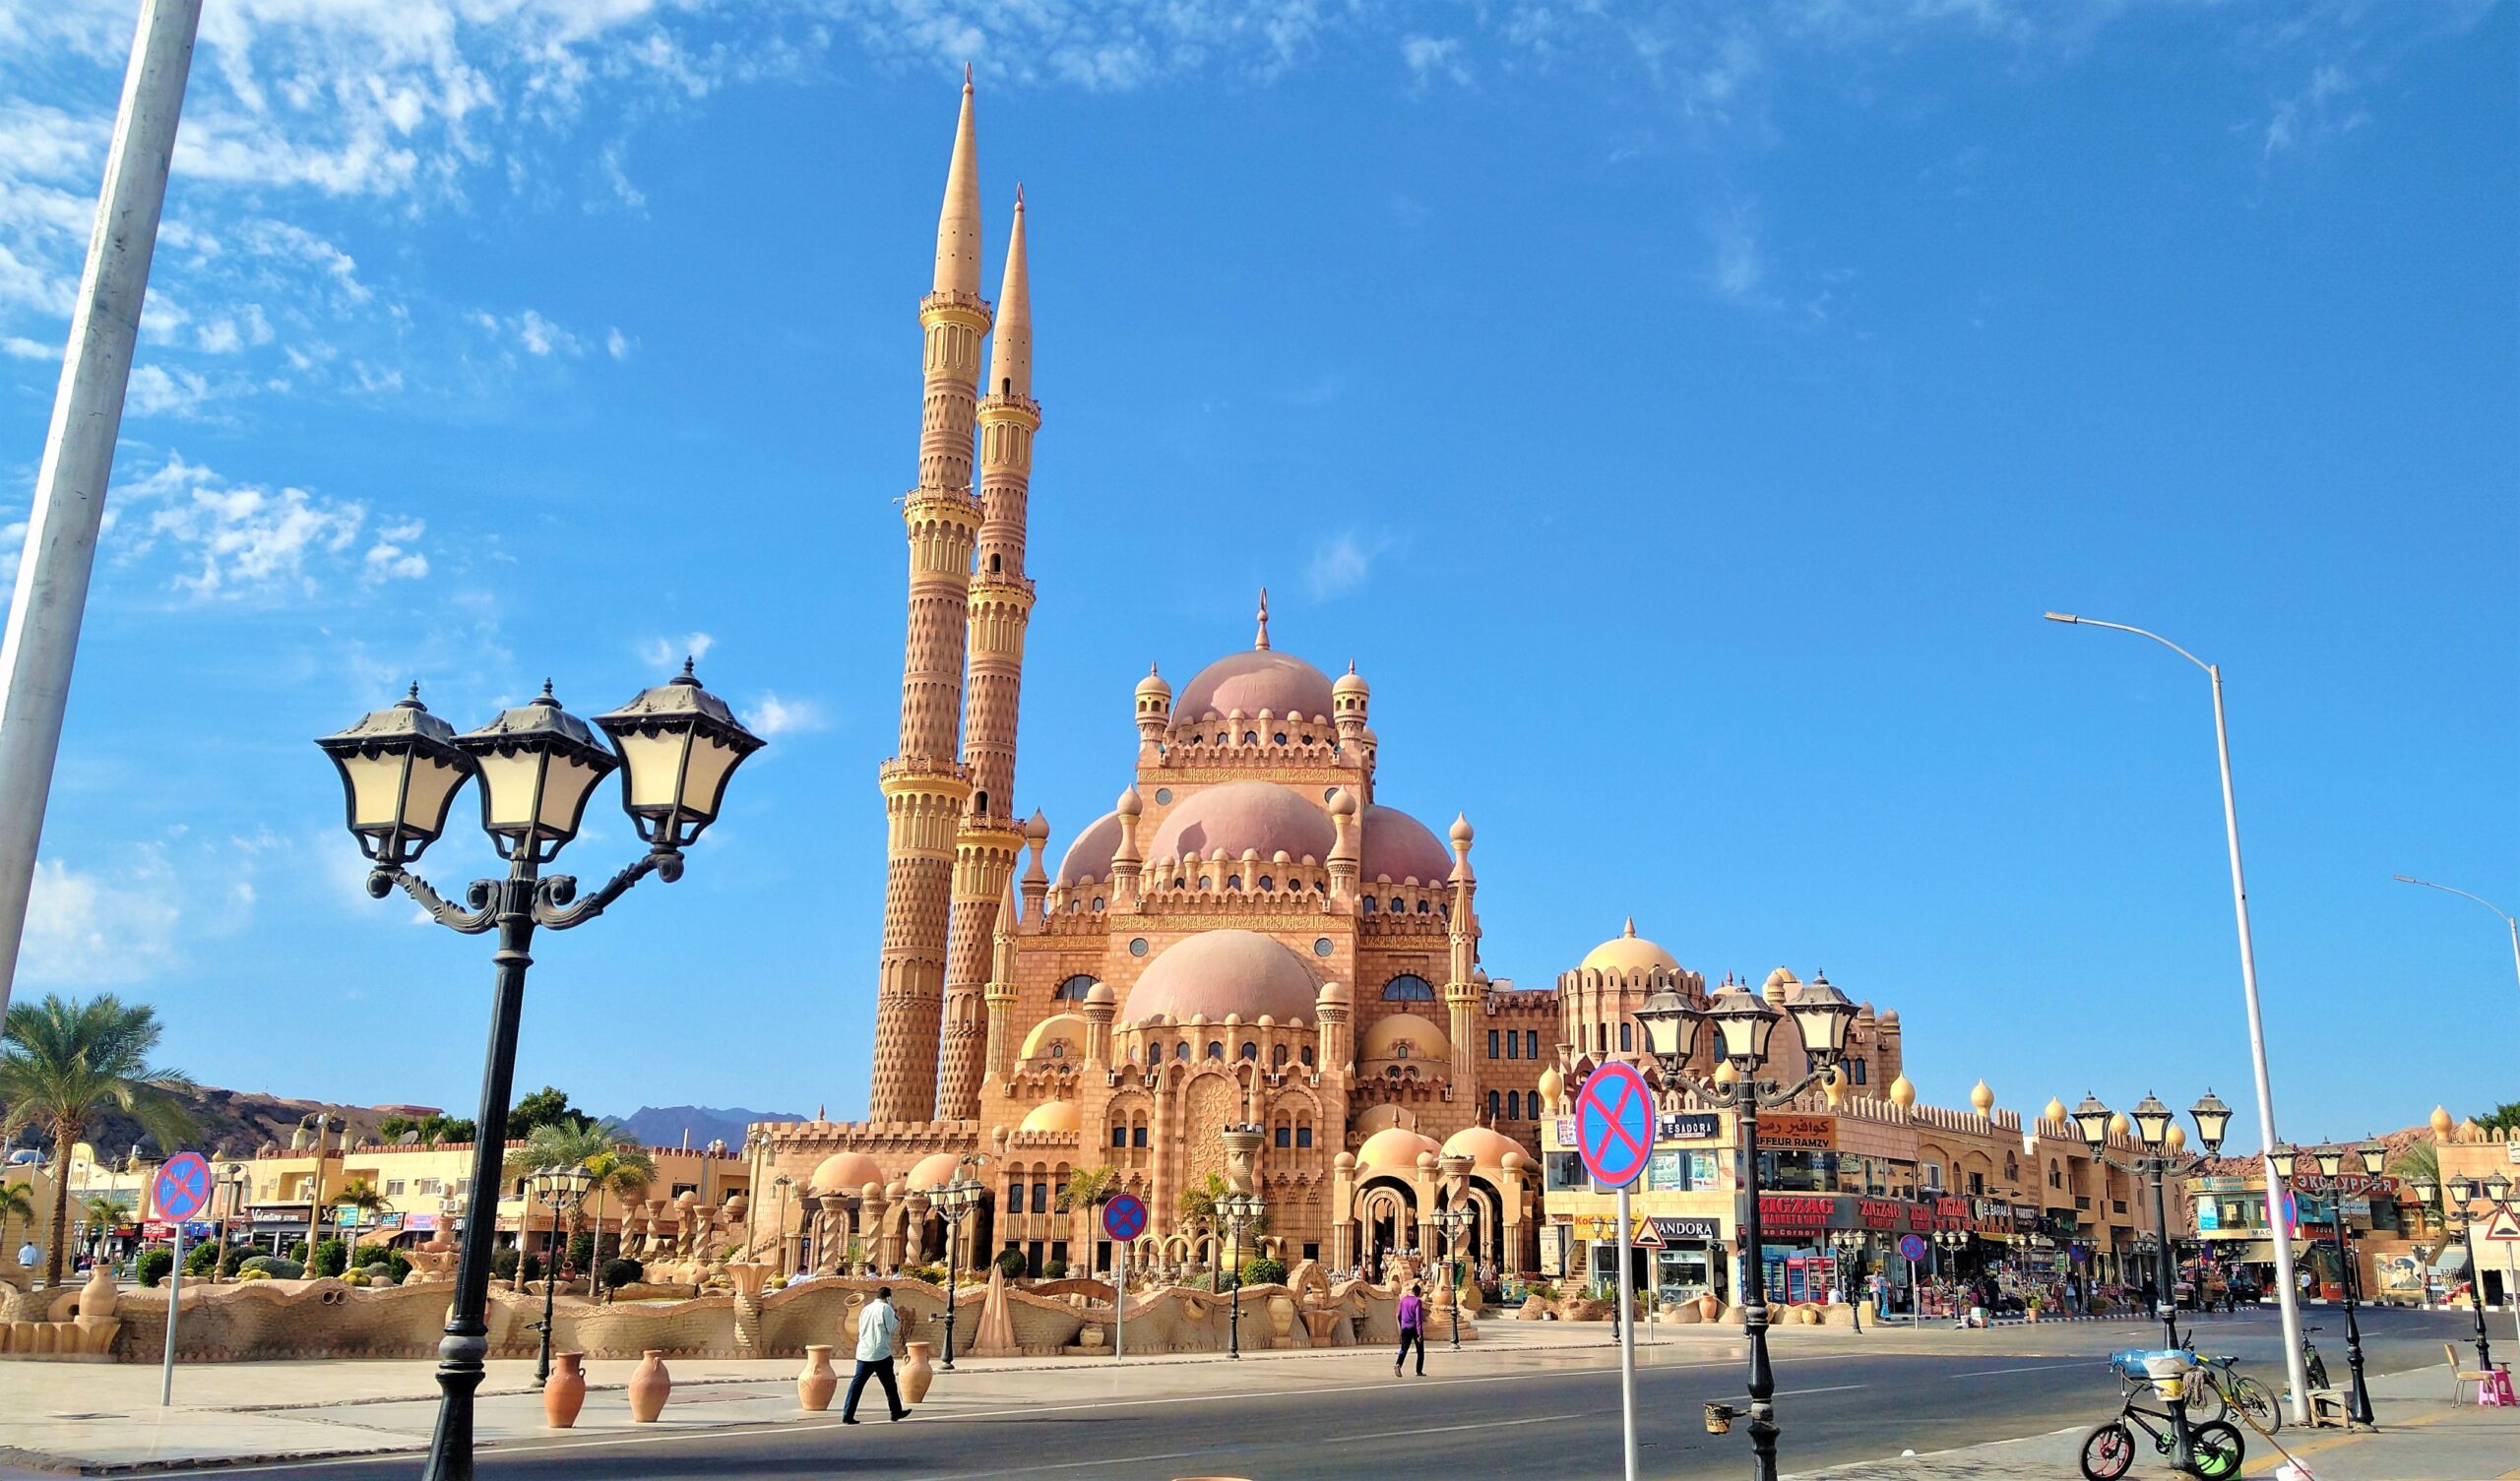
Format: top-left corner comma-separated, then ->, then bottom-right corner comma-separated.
1176,648 -> 1336,721
1121,929 -> 1320,1025
1148,780 -> 1334,864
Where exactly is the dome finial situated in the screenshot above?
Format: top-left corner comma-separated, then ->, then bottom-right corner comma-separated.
1254,586 -> 1270,650
1623,916 -> 1635,938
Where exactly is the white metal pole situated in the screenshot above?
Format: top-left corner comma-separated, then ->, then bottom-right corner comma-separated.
1113,1240 -> 1125,1362
159,1222 -> 183,1404
1615,1184 -> 1637,1481
0,0 -> 202,1025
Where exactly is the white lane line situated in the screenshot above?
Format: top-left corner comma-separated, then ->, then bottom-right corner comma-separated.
1774,1384 -> 1868,1396
1946,1361 -> 2102,1378
900,1412 -> 1584,1481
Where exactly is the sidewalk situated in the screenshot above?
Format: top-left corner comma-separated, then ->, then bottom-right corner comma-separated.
1784,1364 -> 2520,1480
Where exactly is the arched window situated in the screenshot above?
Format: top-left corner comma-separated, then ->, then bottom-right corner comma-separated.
1487,1089 -> 1501,1120
1381,973 -> 1436,1003
1273,731 -> 1288,745
1227,875 -> 1241,891
1240,1041 -> 1258,1061
1393,1040 -> 1412,1060
1295,1125 -> 1314,1148
1362,897 -> 1377,914
1091,896 -> 1104,912
1300,1045 -> 1315,1067
1242,732 -> 1259,745
1055,975 -> 1102,1001
1618,1021 -> 1633,1053
1389,896 -> 1404,913
1258,875 -> 1273,891
1272,1043 -> 1289,1067
1416,899 -> 1430,914
1173,1042 -> 1190,1061
1110,1124 -> 1127,1148
1207,1041 -> 1225,1060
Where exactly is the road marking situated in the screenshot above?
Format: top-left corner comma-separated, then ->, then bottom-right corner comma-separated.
1947,1361 -> 2098,1378
901,1412 -> 1586,1481
1774,1384 -> 1868,1396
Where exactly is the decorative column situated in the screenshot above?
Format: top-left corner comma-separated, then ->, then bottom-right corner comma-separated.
982,878 -> 1021,1084
1326,788 -> 1359,906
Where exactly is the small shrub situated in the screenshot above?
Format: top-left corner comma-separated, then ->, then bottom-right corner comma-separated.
1239,1257 -> 1288,1289
902,1263 -> 948,1286
569,1231 -> 624,1272
309,1239 -> 349,1278
351,1244 -> 394,1268
184,1240 -> 220,1275
601,1257 -> 644,1290
235,1267 -> 272,1280
1041,1257 -> 1069,1279
137,1249 -> 174,1287
993,1247 -> 1028,1279
491,1248 -> 545,1282
239,1255 -> 304,1279
220,1245 -> 253,1277
288,1240 -> 310,1263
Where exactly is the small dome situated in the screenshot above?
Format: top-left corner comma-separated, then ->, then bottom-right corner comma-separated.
2457,1117 -> 2480,1141
1084,979 -> 1116,1006
1356,1127 -> 1441,1171
1316,978 -> 1352,1005
1055,810 -> 1125,885
809,1151 -> 883,1196
1361,803 -> 1453,884
1888,1074 -> 1916,1107
1117,786 -> 1142,817
1333,662 -> 1368,697
1443,1127 -> 1527,1166
1021,1013 -> 1088,1060
1581,918 -> 1678,975
1359,1012 -> 1449,1063
2108,1111 -> 2130,1138
1536,1066 -> 1563,1106
1136,664 -> 1171,700
1178,648 -> 1336,721
1763,966 -> 1798,1002
1970,1080 -> 1994,1113
1019,1099 -> 1081,1134
2044,1097 -> 2068,1125
2430,1105 -> 2454,1136
1149,781 -> 1334,866
908,1151 -> 966,1192
2165,1124 -> 2187,1150
1121,930 -> 1318,1025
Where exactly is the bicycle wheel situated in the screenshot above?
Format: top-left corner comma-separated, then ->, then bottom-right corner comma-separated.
2180,1375 -> 2227,1422
2306,1352 -> 2329,1389
2078,1421 -> 2136,1481
2186,1419 -> 2245,1479
2225,1375 -> 2280,1433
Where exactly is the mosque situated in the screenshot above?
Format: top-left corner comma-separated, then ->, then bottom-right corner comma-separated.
748,79 -> 2016,1293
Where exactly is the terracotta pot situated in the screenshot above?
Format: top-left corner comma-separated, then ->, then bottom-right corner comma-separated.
1696,1292 -> 1723,1322
796,1344 -> 838,1411
542,1352 -> 587,1428
627,1349 -> 672,1422
901,1340 -> 936,1404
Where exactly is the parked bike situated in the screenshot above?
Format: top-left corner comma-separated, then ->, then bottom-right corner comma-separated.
2083,1355 -> 2244,1479
2179,1353 -> 2281,1434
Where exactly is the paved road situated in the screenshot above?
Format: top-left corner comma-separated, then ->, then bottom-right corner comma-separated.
175,1307 -> 2476,1481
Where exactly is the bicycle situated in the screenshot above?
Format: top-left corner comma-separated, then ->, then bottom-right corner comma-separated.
2082,1362 -> 2244,1479
2180,1353 -> 2280,1434
2300,1326 -> 2329,1391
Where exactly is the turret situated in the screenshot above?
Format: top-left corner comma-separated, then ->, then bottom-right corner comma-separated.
1109,785 -> 1144,911
981,878 -> 1020,1084
1020,809 -> 1050,922
1325,787 -> 1359,905
1333,661 -> 1369,755
1135,663 -> 1171,751
1442,811 -> 1480,1097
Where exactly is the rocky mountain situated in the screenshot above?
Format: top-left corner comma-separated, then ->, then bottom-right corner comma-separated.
608,1105 -> 803,1151
2,1084 -> 428,1163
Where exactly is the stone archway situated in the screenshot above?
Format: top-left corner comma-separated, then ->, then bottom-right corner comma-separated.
1356,1179 -> 1418,1280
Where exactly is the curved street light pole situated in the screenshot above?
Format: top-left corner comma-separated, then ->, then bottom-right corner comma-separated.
2394,875 -> 2520,999
2045,613 -> 2314,1423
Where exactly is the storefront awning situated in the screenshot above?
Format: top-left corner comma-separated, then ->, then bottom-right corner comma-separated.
2431,1246 -> 2471,1276
2223,1240 -> 2282,1265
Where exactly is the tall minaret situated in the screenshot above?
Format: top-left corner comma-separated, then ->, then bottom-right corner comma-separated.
937,189 -> 1039,1119
870,74 -> 991,1125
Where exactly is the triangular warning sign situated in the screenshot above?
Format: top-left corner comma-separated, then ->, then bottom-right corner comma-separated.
2480,1207 -> 2520,1243
1631,1215 -> 1663,1249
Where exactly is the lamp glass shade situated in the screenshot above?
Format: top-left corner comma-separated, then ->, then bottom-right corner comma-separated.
456,688 -> 619,860
1634,988 -> 1697,1065
2411,1177 -> 2437,1203
1784,976 -> 1858,1067
316,688 -> 474,865
2070,1093 -> 2113,1152
2312,1144 -> 2346,1179
2488,1173 -> 2514,1202
594,664 -> 767,848
2129,1093 -> 2175,1149
1705,986 -> 1781,1068
2355,1139 -> 2386,1170
2188,1091 -> 2234,1154
2448,1175 -> 2475,1203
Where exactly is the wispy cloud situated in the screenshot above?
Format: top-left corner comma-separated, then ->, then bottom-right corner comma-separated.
1402,35 -> 1472,93
1705,201 -> 1770,307
641,632 -> 716,669
99,453 -> 434,600
742,693 -> 827,737
2261,64 -> 2365,157
1306,531 -> 1396,601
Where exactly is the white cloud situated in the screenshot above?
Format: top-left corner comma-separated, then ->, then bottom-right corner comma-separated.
126,362 -> 219,418
2,334 -> 53,359
1402,35 -> 1472,92
105,453 -> 432,600
742,693 -> 827,737
1706,203 -> 1769,306
1306,530 -> 1394,601
605,326 -> 635,359
470,305 -> 583,359
19,854 -> 185,986
2262,64 -> 2364,157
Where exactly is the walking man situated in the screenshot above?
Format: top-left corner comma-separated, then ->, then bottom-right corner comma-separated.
1395,1281 -> 1426,1377
842,1286 -> 912,1424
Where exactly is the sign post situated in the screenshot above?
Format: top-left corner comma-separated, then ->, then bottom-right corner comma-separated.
1102,1193 -> 1149,1364
1574,1060 -> 1653,1481
1899,1233 -> 1928,1329
150,1152 -> 212,1405
2479,1207 -> 2520,1349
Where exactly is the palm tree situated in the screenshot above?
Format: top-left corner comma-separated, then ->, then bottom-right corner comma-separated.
581,1142 -> 656,1300
503,1121 -> 652,1294
0,994 -> 193,1290
0,1180 -> 32,1260
327,1178 -> 390,1262
1055,1165 -> 1124,1213
1175,1172 -> 1270,1283
82,1197 -> 122,1263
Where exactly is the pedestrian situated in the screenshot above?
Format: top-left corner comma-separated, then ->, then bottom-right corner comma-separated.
1395,1281 -> 1426,1377
841,1285 -> 912,1424
15,1238 -> 36,1272
1969,1275 -> 1990,1329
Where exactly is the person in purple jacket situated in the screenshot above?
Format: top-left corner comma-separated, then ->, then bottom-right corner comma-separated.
1395,1282 -> 1426,1377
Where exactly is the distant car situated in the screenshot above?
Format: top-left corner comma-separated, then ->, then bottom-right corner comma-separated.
2227,1276 -> 2262,1306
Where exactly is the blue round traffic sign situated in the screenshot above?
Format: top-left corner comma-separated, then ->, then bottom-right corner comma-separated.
1102,1191 -> 1148,1242
1574,1060 -> 1654,1188
153,1151 -> 213,1223
1898,1233 -> 1928,1263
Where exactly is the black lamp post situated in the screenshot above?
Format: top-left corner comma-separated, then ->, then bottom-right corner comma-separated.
1827,1229 -> 1863,1333
928,1178 -> 981,1371
528,1164 -> 592,1385
319,665 -> 762,1481
1434,1205 -> 1473,1349
1219,1192 -> 1264,1359
2426,1173 -> 2493,1373
217,1163 -> 247,1284
2300,1141 -> 2380,1425
1637,970 -> 1858,1481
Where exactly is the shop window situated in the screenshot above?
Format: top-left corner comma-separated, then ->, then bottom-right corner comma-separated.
1967,1172 -> 1984,1195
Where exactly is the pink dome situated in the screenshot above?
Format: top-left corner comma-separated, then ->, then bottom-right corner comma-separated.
1442,1127 -> 1530,1167
907,1151 -> 967,1191
1148,782 -> 1333,866
1360,803 -> 1452,884
1120,930 -> 1318,1024
809,1151 -> 884,1196
1356,1126 -> 1441,1172
1055,810 -> 1124,885
1176,649 -> 1336,721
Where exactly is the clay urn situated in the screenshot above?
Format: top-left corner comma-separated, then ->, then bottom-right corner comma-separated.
900,1339 -> 937,1403
796,1344 -> 838,1411
1266,1294 -> 1296,1345
542,1352 -> 587,1428
1696,1291 -> 1723,1322
627,1349 -> 672,1422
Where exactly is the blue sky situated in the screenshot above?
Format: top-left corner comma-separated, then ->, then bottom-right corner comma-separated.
0,1 -> 2509,1149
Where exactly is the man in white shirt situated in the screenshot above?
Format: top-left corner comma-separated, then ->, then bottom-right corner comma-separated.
841,1286 -> 912,1424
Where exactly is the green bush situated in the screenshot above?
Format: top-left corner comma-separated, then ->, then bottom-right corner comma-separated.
309,1239 -> 349,1278
220,1244 -> 253,1277
137,1249 -> 174,1286
568,1231 -> 623,1272
288,1240 -> 310,1263
901,1263 -> 948,1286
1041,1257 -> 1069,1279
1239,1257 -> 1288,1289
993,1247 -> 1028,1279
185,1240 -> 220,1275
490,1248 -> 543,1282
234,1266 -> 272,1280
239,1255 -> 304,1279
601,1257 -> 644,1290
351,1244 -> 394,1267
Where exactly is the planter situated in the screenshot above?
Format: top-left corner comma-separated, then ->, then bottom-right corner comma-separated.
796,1345 -> 838,1411
901,1340 -> 936,1403
628,1350 -> 671,1422
542,1353 -> 587,1429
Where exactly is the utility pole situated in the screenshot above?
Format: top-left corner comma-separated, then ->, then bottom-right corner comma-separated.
0,0 -> 203,1022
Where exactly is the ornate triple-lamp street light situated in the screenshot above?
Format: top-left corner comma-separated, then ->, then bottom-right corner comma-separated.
2275,1138 -> 2386,1426
1825,1229 -> 1864,1334
527,1164 -> 593,1385
318,663 -> 762,1481
2411,1168 -> 2503,1374
1636,971 -> 1860,1481
925,1177 -> 984,1371
1432,1204 -> 1474,1349
1217,1191 -> 1266,1359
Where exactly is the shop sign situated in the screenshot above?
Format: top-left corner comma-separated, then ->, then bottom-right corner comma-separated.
2010,1205 -> 2040,1232
1759,1194 -> 1834,1227
1652,1216 -> 1722,1242
1857,1199 -> 1906,1230
1761,1115 -> 1835,1152
2288,1173 -> 2398,1197
250,1208 -> 307,1226
1657,1112 -> 1722,1142
1556,1117 -> 1577,1149
2197,1203 -> 2221,1231
141,1220 -> 213,1239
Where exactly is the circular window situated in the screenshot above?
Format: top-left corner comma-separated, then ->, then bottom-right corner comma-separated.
1273,732 -> 1289,745
1129,937 -> 1149,957
1313,938 -> 1334,957
1155,787 -> 1172,805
